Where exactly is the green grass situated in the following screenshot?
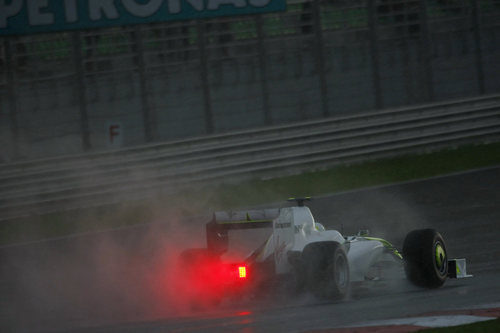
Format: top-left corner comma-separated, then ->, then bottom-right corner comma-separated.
1,142 -> 499,246
204,142 -> 500,209
418,319 -> 500,332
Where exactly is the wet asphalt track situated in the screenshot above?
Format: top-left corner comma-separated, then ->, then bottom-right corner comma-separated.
1,166 -> 499,332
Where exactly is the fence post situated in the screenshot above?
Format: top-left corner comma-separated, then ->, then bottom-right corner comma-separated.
471,0 -> 485,94
71,31 -> 91,151
312,0 -> 329,117
197,20 -> 214,134
4,39 -> 19,160
367,0 -> 383,109
134,25 -> 157,142
418,0 -> 434,102
256,15 -> 271,125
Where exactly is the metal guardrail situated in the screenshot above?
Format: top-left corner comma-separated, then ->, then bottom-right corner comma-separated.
0,94 -> 499,221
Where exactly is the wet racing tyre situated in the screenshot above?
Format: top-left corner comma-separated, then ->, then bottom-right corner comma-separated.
403,229 -> 448,288
302,241 -> 350,300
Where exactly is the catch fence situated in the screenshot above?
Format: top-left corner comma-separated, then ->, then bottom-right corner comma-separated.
1,0 -> 499,161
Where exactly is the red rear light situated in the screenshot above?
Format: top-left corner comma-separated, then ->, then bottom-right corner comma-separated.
238,266 -> 247,279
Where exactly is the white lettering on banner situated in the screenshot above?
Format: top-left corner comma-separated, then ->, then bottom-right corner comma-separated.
207,0 -> 246,10
168,0 -> 204,14
186,0 -> 204,11
249,0 -> 272,7
27,0 -> 54,26
89,0 -> 119,21
1,0 -> 282,33
167,0 -> 181,14
0,0 -> 23,28
122,0 -> 163,18
166,0 -> 270,14
64,0 -> 78,23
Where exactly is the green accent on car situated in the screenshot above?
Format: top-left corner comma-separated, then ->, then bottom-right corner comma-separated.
363,237 -> 403,259
435,243 -> 445,268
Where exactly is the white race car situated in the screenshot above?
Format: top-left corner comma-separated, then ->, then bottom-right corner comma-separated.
178,198 -> 471,304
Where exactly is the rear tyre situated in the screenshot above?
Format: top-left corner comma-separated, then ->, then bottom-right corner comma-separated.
302,242 -> 350,300
403,229 -> 448,288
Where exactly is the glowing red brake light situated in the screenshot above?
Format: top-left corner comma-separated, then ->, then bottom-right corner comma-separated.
238,266 -> 247,279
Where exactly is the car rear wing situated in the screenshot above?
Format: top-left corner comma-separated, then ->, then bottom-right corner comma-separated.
206,209 -> 280,253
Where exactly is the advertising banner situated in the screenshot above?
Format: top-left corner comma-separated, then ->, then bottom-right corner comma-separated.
0,0 -> 287,35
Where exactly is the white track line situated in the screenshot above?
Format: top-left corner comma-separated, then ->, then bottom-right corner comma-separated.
314,164 -> 500,200
343,315 -> 496,329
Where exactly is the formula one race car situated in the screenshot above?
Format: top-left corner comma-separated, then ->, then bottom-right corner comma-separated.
177,198 -> 471,305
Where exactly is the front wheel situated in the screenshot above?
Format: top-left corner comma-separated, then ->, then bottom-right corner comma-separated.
403,229 -> 448,288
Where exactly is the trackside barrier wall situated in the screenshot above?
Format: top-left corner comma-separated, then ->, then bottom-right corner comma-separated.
0,94 -> 499,220
1,0 -> 500,162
